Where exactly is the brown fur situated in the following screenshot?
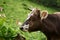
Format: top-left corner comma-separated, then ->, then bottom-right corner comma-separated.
21,9 -> 60,40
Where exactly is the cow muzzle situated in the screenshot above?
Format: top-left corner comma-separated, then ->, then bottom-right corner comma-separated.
20,24 -> 29,31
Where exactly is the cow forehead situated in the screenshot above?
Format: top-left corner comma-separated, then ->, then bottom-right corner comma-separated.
26,13 -> 33,20
26,9 -> 36,20
27,11 -> 34,20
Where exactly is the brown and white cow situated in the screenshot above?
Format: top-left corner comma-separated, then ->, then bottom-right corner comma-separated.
20,8 -> 60,40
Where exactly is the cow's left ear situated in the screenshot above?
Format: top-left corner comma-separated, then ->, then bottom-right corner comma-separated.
40,10 -> 48,20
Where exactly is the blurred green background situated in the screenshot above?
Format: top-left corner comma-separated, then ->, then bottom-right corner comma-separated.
0,0 -> 60,40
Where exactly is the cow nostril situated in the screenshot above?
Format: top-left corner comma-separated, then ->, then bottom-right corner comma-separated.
25,28 -> 28,30
20,27 -> 23,30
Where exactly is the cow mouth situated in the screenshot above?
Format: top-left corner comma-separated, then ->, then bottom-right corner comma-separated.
20,24 -> 29,32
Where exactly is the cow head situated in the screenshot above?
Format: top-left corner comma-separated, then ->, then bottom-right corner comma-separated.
20,8 -> 48,32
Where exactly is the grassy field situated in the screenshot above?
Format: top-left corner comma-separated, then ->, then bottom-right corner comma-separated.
0,0 -> 60,40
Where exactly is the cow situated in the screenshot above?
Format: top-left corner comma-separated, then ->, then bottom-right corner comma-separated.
20,8 -> 60,40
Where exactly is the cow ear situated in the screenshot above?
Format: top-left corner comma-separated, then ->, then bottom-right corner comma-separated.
40,10 -> 48,20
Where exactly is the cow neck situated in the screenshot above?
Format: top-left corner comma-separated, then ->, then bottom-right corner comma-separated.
40,14 -> 52,31
40,19 -> 48,33
40,14 -> 59,36
39,14 -> 52,35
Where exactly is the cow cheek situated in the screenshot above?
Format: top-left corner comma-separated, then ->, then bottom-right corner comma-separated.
28,23 -> 33,30
30,21 -> 34,27
28,23 -> 36,32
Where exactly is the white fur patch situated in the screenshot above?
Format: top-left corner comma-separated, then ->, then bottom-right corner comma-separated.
26,8 -> 36,20
27,13 -> 33,20
54,12 -> 60,14
22,24 -> 29,31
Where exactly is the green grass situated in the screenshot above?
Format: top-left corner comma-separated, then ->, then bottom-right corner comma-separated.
0,0 -> 60,40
